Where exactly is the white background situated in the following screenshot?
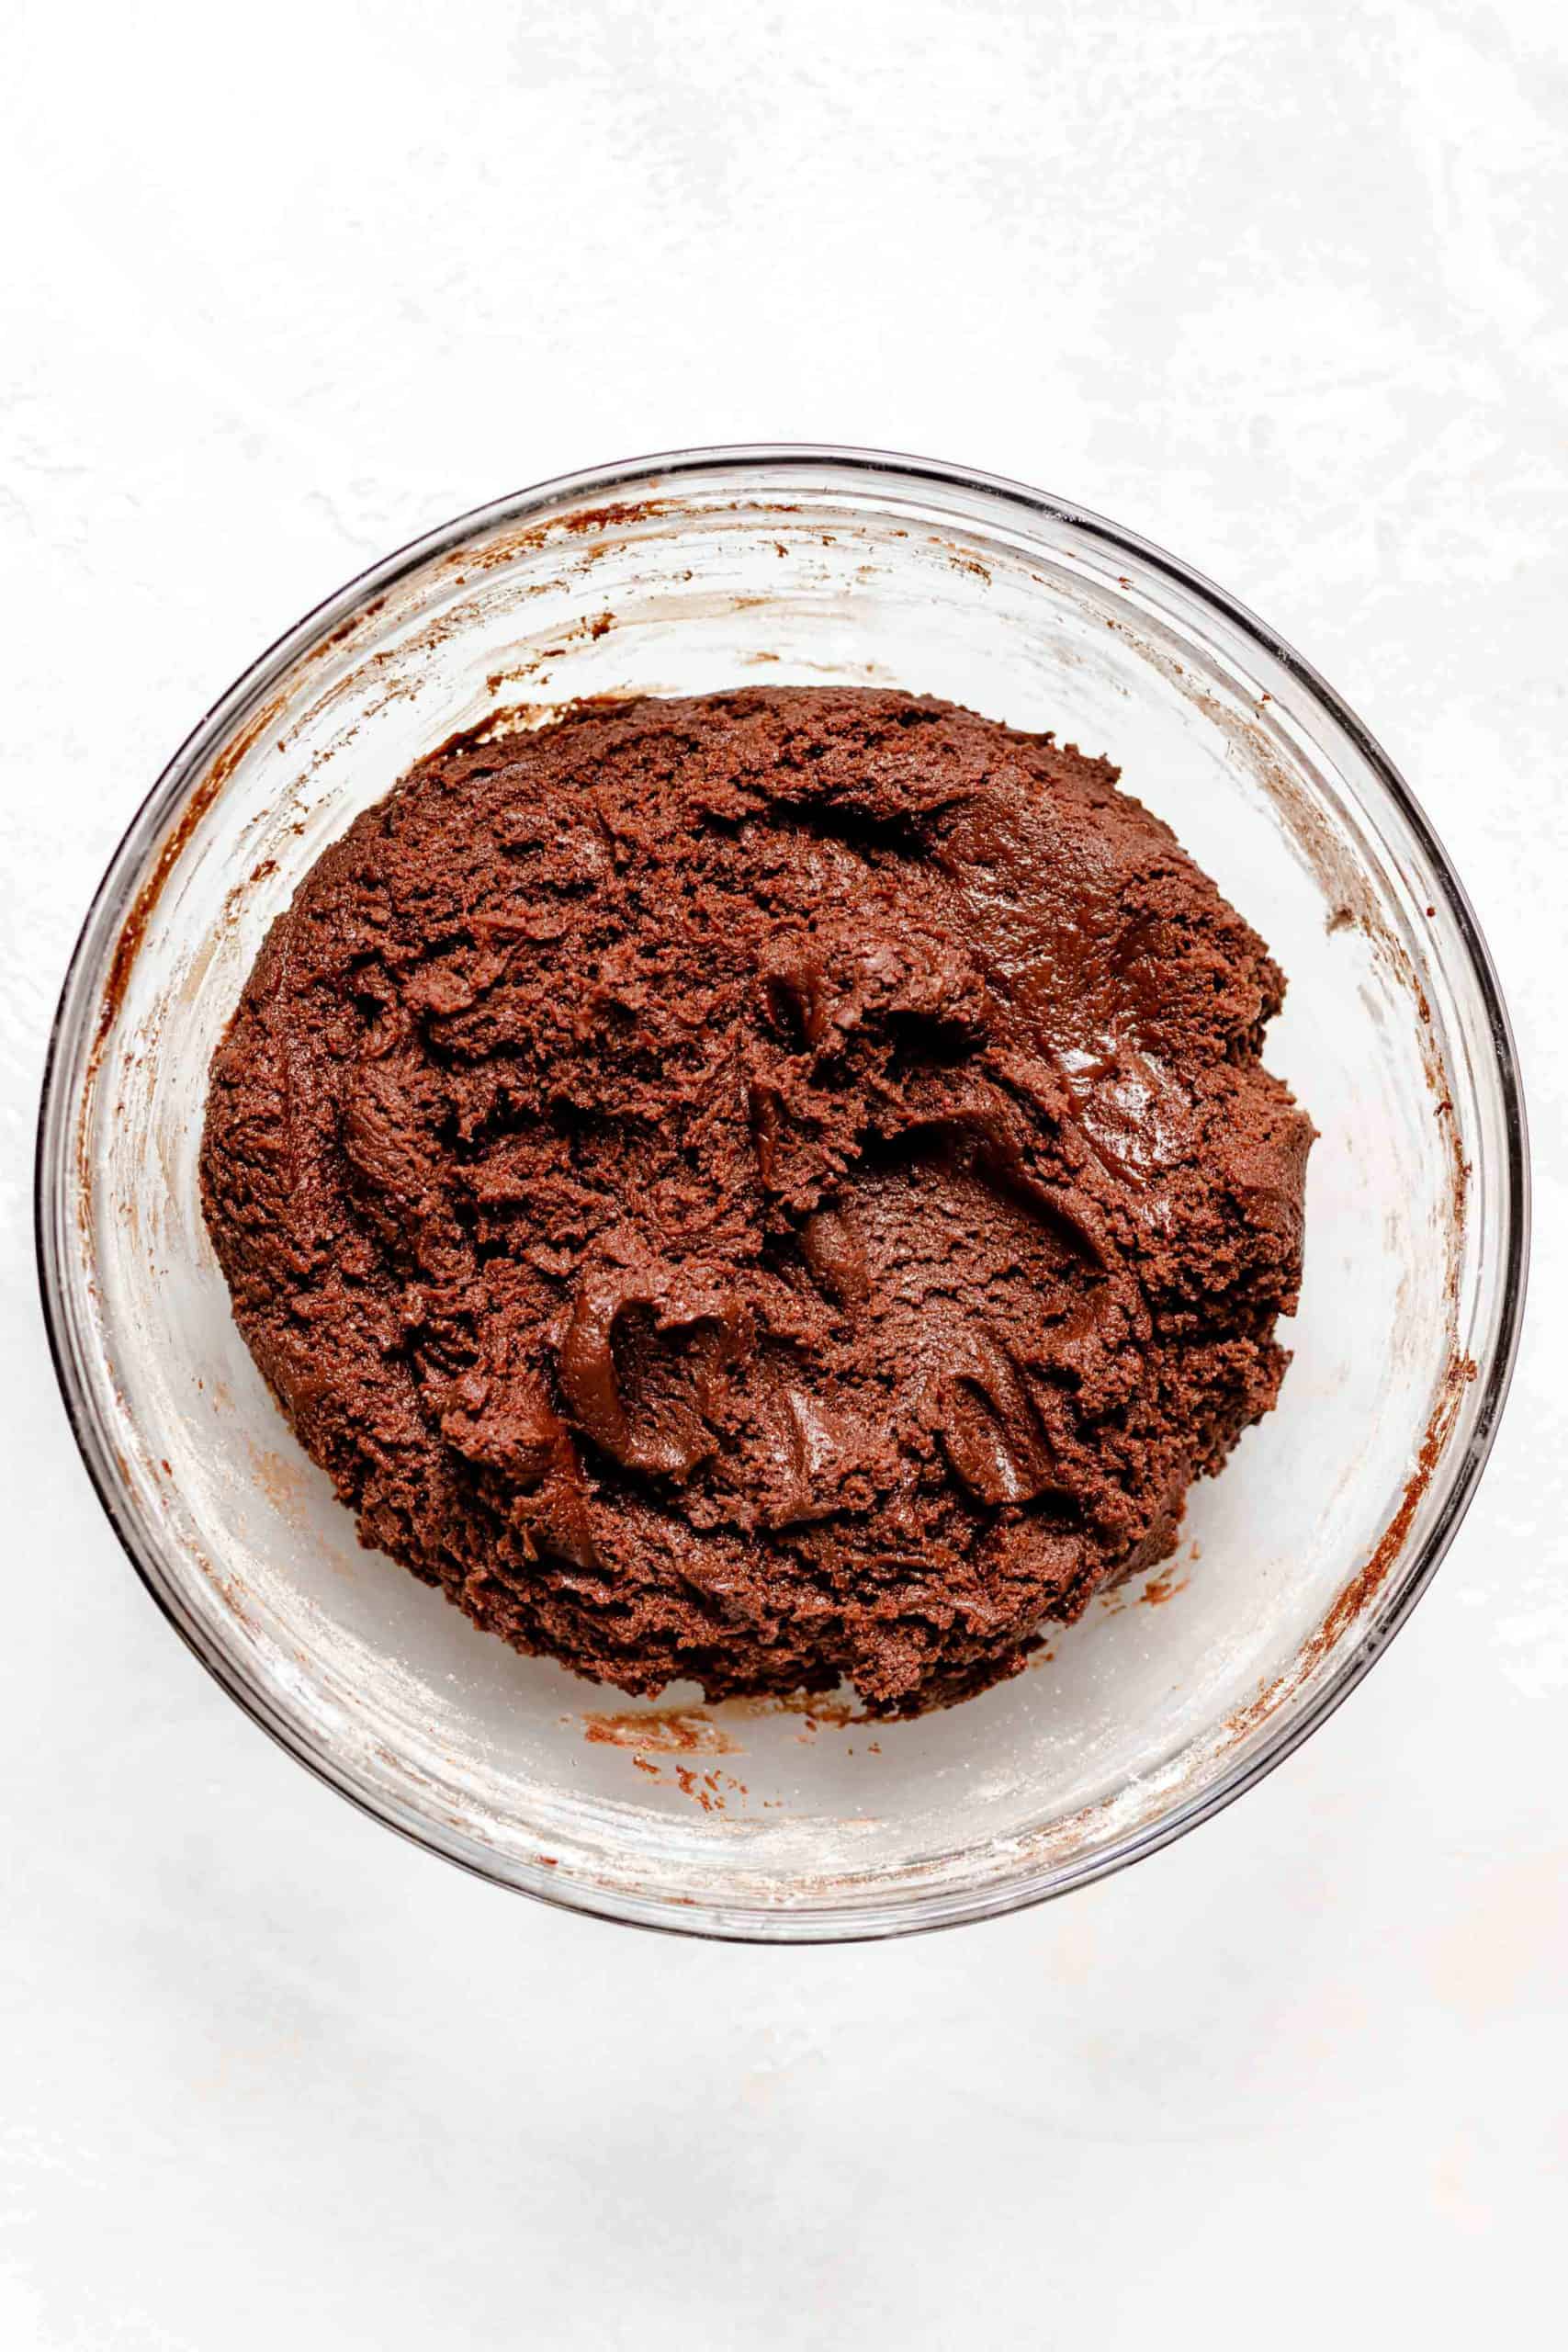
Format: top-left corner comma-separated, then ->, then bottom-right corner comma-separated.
3,3 -> 1565,2345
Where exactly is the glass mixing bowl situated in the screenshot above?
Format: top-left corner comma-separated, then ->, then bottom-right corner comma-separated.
36,447 -> 1528,1940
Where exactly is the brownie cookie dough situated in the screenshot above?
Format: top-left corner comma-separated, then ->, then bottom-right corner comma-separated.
201,688 -> 1312,1715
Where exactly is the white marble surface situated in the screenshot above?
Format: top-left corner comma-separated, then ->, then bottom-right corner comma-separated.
3,2 -> 1564,2343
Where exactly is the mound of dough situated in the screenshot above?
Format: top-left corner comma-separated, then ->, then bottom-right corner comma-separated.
201,689 -> 1311,1715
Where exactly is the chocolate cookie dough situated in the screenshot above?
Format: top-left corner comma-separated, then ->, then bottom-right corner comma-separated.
202,688 -> 1311,1715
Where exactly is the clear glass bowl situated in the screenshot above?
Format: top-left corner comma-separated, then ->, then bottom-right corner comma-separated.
36,447 -> 1529,1940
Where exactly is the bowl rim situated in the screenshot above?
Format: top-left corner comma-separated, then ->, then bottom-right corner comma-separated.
35,441 -> 1531,1942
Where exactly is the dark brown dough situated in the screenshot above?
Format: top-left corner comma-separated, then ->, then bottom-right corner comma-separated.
201,689 -> 1312,1715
